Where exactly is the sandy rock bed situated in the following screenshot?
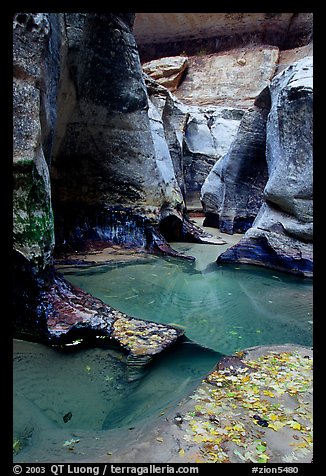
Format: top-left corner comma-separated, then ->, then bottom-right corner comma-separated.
97,344 -> 312,464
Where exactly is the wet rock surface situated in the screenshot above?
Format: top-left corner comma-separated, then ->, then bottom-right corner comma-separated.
12,12 -> 314,467
42,272 -> 183,358
98,345 -> 312,463
13,13 -> 62,269
13,13 -> 314,348
13,344 -> 313,464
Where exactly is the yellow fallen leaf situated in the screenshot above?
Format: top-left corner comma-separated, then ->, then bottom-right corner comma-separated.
179,448 -> 185,456
290,441 -> 309,448
269,413 -> 278,421
268,421 -> 285,431
304,435 -> 313,444
233,424 -> 245,432
156,437 -> 164,443
289,421 -> 301,430
193,435 -> 203,443
263,390 -> 275,398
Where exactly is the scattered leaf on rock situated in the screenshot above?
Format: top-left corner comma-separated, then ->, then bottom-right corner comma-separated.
181,350 -> 312,463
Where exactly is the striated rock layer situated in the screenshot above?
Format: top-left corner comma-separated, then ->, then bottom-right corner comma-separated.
13,12 -> 314,348
175,47 -> 279,108
201,87 -> 270,233
51,14 -> 183,215
51,13 -> 208,249
144,74 -> 244,211
217,57 -> 313,277
134,13 -> 313,62
13,13 -> 61,271
12,13 -> 194,348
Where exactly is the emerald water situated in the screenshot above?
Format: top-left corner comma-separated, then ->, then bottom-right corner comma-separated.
14,241 -> 313,461
14,338 -> 219,430
60,242 -> 313,355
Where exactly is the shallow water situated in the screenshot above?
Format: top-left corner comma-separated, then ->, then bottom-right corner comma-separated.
13,338 -> 220,461
14,241 -> 313,461
14,339 -> 219,432
60,242 -> 313,355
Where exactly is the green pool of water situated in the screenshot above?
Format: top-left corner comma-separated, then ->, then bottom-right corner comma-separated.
14,338 -> 219,432
14,242 -> 313,460
60,242 -> 313,355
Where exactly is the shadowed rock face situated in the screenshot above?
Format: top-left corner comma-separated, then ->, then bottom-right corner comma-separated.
201,87 -> 271,233
51,13 -> 185,248
52,15 -> 173,205
13,12 -> 313,346
13,13 -> 61,271
217,57 -> 313,277
13,13 -> 65,340
134,13 -> 313,62
12,13 -> 188,346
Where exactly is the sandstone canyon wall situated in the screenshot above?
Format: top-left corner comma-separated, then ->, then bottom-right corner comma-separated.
13,13 -> 63,339
134,13 -> 313,277
13,12 -> 313,343
133,13 -> 312,62
12,13 -> 187,345
217,57 -> 313,277
51,13 -> 186,252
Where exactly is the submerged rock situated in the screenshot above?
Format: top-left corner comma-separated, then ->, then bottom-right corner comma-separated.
13,13 -> 314,351
12,13 -> 191,348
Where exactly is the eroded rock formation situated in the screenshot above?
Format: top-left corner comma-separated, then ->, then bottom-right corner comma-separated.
13,12 -> 314,348
51,13 -> 209,251
13,13 -> 60,271
201,87 -> 270,233
134,13 -> 313,62
174,47 -> 279,108
217,57 -> 313,277
142,56 -> 188,92
12,13 -> 189,348
13,13 -> 63,340
144,74 -> 244,210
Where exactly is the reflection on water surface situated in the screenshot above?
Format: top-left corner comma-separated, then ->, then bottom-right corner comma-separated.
14,242 -> 312,461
